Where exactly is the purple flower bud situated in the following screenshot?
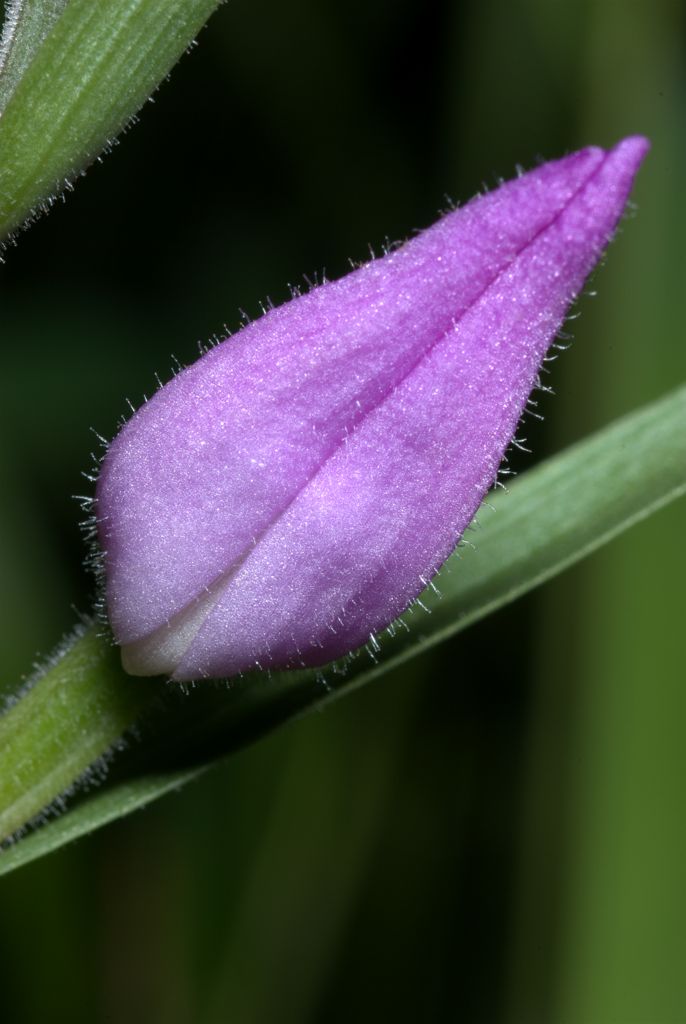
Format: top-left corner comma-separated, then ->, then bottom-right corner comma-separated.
97,136 -> 648,681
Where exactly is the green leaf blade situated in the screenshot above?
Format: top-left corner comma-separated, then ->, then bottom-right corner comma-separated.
430,382 -> 686,639
0,384 -> 684,875
0,0 -> 223,239
0,0 -> 70,113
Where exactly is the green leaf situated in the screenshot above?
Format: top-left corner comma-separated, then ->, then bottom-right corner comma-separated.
0,383 -> 684,875
0,0 -> 223,239
0,0 -> 70,113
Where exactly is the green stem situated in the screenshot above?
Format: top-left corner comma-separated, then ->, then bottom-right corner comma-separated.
0,623 -> 156,840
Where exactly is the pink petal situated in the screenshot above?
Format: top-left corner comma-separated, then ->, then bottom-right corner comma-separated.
96,136 -> 649,680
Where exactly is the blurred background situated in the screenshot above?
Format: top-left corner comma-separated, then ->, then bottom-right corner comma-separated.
1,0 -> 685,1020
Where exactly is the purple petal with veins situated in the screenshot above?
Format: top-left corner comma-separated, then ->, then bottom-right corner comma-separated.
96,136 -> 649,681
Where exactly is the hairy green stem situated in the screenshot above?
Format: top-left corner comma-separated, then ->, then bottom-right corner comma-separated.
0,624 -> 156,840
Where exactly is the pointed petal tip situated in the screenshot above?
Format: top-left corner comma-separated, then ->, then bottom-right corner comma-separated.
567,136 -> 649,184
608,134 -> 651,174
612,133 -> 651,156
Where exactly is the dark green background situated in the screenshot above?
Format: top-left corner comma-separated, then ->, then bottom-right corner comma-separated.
1,0 -> 685,1020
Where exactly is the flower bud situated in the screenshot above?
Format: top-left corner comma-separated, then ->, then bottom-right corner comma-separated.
96,136 -> 648,681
